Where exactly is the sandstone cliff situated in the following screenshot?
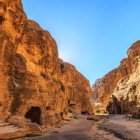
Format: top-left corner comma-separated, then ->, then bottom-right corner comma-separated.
0,0 -> 91,138
92,41 -> 140,115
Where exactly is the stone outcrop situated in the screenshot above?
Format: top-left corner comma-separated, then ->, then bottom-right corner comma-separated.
92,41 -> 140,115
0,0 -> 91,138
107,47 -> 140,115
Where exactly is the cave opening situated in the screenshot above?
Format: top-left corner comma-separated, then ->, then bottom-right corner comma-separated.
116,106 -> 122,114
81,111 -> 88,115
0,15 -> 5,25
25,107 -> 41,125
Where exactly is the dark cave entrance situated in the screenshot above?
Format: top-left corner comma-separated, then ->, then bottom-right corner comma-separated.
0,15 -> 5,25
25,107 -> 41,125
116,106 -> 122,114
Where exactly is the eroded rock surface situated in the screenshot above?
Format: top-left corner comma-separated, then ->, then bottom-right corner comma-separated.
92,41 -> 140,115
0,0 -> 91,138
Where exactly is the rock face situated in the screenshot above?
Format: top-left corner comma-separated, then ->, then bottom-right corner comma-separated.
92,41 -> 140,115
0,0 -> 91,138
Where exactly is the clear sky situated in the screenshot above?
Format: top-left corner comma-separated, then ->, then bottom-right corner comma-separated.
22,0 -> 140,85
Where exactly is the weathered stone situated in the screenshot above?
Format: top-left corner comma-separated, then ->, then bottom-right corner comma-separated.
92,41 -> 140,115
0,0 -> 91,138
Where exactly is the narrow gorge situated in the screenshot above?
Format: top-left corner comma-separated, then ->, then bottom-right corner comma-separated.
0,0 -> 140,140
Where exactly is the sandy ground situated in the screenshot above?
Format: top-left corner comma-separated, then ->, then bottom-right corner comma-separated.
17,114 -> 140,140
100,115 -> 140,140
19,115 -> 120,140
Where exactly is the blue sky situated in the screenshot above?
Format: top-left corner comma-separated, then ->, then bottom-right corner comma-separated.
22,0 -> 140,84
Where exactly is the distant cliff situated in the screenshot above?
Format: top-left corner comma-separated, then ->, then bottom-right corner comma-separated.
92,41 -> 140,115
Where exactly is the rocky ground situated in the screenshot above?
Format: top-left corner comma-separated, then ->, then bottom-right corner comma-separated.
100,115 -> 140,140
0,114 -> 139,140
16,115 -> 134,140
16,114 -> 140,140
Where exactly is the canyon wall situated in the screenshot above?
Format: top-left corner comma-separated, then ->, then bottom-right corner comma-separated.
92,41 -> 140,115
0,0 -> 91,137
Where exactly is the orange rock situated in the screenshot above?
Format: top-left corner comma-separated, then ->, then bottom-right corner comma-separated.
92,41 -> 140,114
0,0 -> 91,138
